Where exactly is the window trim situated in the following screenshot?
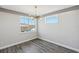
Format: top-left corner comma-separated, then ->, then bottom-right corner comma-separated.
45,16 -> 59,24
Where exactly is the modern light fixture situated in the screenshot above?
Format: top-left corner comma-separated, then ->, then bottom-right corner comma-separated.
29,5 -> 42,20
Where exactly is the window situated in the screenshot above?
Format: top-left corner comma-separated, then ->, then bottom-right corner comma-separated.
45,16 -> 59,24
20,16 -> 35,32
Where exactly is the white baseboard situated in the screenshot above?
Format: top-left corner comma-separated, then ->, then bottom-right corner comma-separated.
1,36 -> 79,52
39,37 -> 79,52
0,36 -> 37,50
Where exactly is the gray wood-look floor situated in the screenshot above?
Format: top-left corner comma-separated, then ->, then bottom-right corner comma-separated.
0,38 -> 77,53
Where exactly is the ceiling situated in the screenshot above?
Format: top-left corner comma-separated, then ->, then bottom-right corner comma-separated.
0,5 -> 74,16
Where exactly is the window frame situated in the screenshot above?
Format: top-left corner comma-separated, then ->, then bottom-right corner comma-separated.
45,16 -> 59,24
20,16 -> 36,32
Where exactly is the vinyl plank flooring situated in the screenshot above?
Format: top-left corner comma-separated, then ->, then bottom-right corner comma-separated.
0,38 -> 77,53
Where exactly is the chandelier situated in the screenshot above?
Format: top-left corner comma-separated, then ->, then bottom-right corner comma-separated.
29,5 -> 42,19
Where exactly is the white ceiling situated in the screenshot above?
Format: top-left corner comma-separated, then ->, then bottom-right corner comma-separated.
0,5 -> 74,16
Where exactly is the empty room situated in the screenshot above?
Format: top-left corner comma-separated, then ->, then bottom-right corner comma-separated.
0,5 -> 79,53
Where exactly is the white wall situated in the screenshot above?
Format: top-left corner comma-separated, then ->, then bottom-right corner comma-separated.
0,12 -> 37,49
38,10 -> 79,52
